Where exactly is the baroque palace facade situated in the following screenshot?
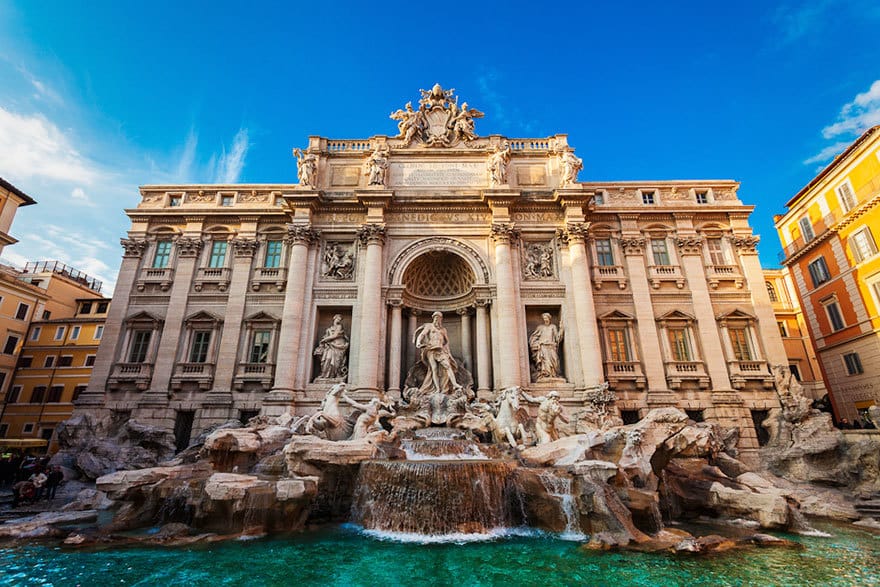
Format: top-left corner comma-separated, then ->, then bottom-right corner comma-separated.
77,86 -> 784,452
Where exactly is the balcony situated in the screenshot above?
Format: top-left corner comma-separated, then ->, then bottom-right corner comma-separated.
706,264 -> 744,289
233,362 -> 276,391
136,267 -> 175,292
591,265 -> 627,290
170,362 -> 215,390
728,360 -> 773,389
665,361 -> 710,389
108,362 -> 153,391
251,266 -> 287,292
603,361 -> 646,389
194,267 -> 230,292
648,265 -> 685,289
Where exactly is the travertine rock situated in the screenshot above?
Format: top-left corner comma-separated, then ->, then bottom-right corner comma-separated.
0,511 -> 98,539
204,473 -> 271,501
284,435 -> 379,476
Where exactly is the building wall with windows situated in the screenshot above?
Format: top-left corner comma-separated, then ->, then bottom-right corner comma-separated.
0,298 -> 109,450
775,125 -> 880,422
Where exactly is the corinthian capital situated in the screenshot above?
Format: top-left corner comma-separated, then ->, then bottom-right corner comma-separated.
231,238 -> 259,257
285,224 -> 320,246
619,237 -> 646,256
490,222 -> 520,244
675,236 -> 704,256
120,238 -> 148,258
175,237 -> 204,257
733,235 -> 760,254
356,223 -> 387,245
563,221 -> 592,243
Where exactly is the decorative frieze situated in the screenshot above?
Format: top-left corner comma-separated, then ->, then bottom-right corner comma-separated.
522,241 -> 556,279
120,238 -> 148,258
356,223 -> 387,245
676,236 -> 704,256
175,237 -> 204,257
231,238 -> 259,257
321,242 -> 356,280
619,237 -> 646,256
733,235 -> 760,254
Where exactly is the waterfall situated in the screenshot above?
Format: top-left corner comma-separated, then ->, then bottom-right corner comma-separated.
538,470 -> 586,541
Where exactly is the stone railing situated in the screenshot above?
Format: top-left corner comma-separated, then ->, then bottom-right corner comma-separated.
647,265 -> 685,289
251,266 -> 287,292
706,264 -> 743,289
509,139 -> 552,151
194,267 -> 231,292
170,362 -> 215,391
604,361 -> 647,390
326,140 -> 372,153
108,362 -> 153,391
665,361 -> 710,390
136,267 -> 175,292
233,362 -> 276,391
728,360 -> 774,389
591,265 -> 627,290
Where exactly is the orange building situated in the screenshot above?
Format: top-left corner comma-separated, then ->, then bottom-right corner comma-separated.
775,126 -> 880,423
0,298 -> 109,450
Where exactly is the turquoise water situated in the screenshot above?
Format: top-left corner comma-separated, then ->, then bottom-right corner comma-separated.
1,523 -> 879,586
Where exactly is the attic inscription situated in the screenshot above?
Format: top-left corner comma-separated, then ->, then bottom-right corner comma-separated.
390,162 -> 485,187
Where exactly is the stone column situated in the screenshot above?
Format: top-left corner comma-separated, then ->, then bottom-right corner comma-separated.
458,307 -> 472,371
490,223 -> 522,390
475,300 -> 492,396
406,309 -> 419,376
269,224 -> 319,399
213,238 -> 258,393
150,236 -> 204,393
387,300 -> 403,395
77,238 -> 148,406
735,235 -> 787,366
676,236 -> 733,391
355,223 -> 386,394
565,223 -> 604,387
620,236 -> 669,393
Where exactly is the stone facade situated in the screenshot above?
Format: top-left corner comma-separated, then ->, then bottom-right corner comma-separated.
76,86 -> 783,453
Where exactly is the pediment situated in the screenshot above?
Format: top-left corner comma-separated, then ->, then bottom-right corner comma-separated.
657,309 -> 695,321
599,309 -> 635,321
716,308 -> 756,321
244,311 -> 279,323
184,310 -> 223,325
124,310 -> 163,325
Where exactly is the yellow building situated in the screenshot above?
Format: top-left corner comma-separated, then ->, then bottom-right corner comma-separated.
775,125 -> 880,422
0,298 -> 109,450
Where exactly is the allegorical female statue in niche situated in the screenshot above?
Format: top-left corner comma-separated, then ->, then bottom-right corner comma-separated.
529,312 -> 564,380
314,314 -> 349,380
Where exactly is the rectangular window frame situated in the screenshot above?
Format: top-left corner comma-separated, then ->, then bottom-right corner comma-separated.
2,335 -> 19,355
249,330 -> 272,364
728,327 -> 753,361
15,302 -> 30,321
264,240 -> 283,269
30,386 -> 47,404
70,325 -> 81,340
54,326 -> 66,341
695,190 -> 709,204
821,297 -> 846,332
29,326 -> 41,341
8,385 -> 21,404
595,239 -> 615,266
850,227 -> 878,263
641,190 -> 656,205
57,355 -> 73,367
189,330 -> 212,363
607,327 -> 632,362
94,325 -> 104,340
85,354 -> 96,367
799,217 -> 815,242
706,238 -> 727,265
667,327 -> 693,362
651,239 -> 670,266
43,355 -> 55,368
807,257 -> 831,288
208,241 -> 228,268
128,330 -> 153,363
152,240 -> 173,268
836,179 -> 857,212
47,385 -> 63,403
843,352 -> 864,375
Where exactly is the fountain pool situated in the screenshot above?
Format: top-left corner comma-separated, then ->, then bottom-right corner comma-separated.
1,522 -> 878,586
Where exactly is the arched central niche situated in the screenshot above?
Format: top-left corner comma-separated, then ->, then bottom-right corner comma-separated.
402,250 -> 475,311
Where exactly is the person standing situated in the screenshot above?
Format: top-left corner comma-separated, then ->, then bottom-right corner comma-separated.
45,466 -> 64,500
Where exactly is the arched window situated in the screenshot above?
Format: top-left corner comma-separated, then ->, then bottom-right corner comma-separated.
766,281 -> 778,302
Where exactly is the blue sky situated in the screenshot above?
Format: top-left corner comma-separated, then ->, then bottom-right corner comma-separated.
1,1 -> 879,293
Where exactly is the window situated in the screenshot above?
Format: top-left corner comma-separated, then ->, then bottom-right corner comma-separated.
97,302 -> 108,313
22,423 -> 34,434
799,217 -> 815,242
836,180 -> 857,212
0,423 -> 6,438
85,354 -> 96,367
668,328 -> 692,361
850,227 -> 878,263
30,386 -> 46,404
208,241 -> 228,268
128,330 -> 153,363
58,356 -> 73,367
80,301 -> 93,314
48,385 -> 63,403
706,238 -> 727,265
807,257 -> 831,288
695,191 -> 709,204
7,385 -> 21,403
607,328 -> 631,362
153,240 -> 173,268
189,331 -> 212,363
843,352 -> 863,375
249,330 -> 271,363
822,298 -> 846,331
169,195 -> 182,207
220,195 -> 234,207
595,239 -> 614,266
17,356 -> 32,368
70,326 -> 81,340
264,240 -> 283,268
29,326 -> 41,341
43,356 -> 55,368
72,385 -> 87,401
54,326 -> 66,341
3,335 -> 19,355
94,325 -> 104,340
641,191 -> 656,205
15,303 -> 29,320
651,239 -> 670,265
42,310 -> 51,320
593,190 -> 605,205
788,364 -> 801,381
728,327 -> 753,361
777,321 -> 789,337
766,282 -> 778,302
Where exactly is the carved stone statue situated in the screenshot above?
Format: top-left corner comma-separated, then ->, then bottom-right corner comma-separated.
390,102 -> 426,144
294,148 -> 318,188
321,243 -> 354,280
523,242 -> 554,279
579,382 -> 621,430
773,364 -> 810,423
313,314 -> 349,380
390,86 -> 483,147
449,101 -> 483,143
364,145 -> 389,186
484,386 -> 529,448
559,149 -> 583,186
342,391 -> 396,440
520,389 -> 569,444
303,382 -> 351,440
529,313 -> 564,381
487,142 -> 511,186
414,311 -> 462,394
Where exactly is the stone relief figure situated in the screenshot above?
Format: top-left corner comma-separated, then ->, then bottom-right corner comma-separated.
321,243 -> 354,280
414,312 -> 462,394
487,142 -> 511,186
313,314 -> 350,380
520,389 -> 569,444
448,100 -> 483,143
293,148 -> 318,188
484,386 -> 529,448
342,391 -> 396,440
529,313 -> 564,381
577,382 -> 621,430
558,149 -> 583,186
303,382 -> 351,440
364,145 -> 389,186
523,242 -> 554,279
390,102 -> 426,144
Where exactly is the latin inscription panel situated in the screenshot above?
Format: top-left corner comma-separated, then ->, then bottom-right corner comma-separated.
389,162 -> 486,187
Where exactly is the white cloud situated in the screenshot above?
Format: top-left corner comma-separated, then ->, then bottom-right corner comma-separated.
0,106 -> 102,184
214,128 -> 250,183
70,186 -> 97,207
175,128 -> 199,181
15,64 -> 64,105
805,80 -> 880,164
803,141 -> 850,165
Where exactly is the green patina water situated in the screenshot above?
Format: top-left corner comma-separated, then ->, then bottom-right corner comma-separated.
1,524 -> 879,587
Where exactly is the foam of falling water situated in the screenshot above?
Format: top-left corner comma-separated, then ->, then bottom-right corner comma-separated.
538,470 -> 587,541
788,504 -> 832,537
400,438 -> 492,461
356,525 -> 544,544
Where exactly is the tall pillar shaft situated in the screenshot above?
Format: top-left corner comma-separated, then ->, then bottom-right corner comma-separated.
491,224 -> 521,389
459,308 -> 472,371
736,236 -> 787,366
387,302 -> 403,395
566,225 -> 603,387
475,301 -> 491,395
214,239 -> 258,392
355,224 -> 386,393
